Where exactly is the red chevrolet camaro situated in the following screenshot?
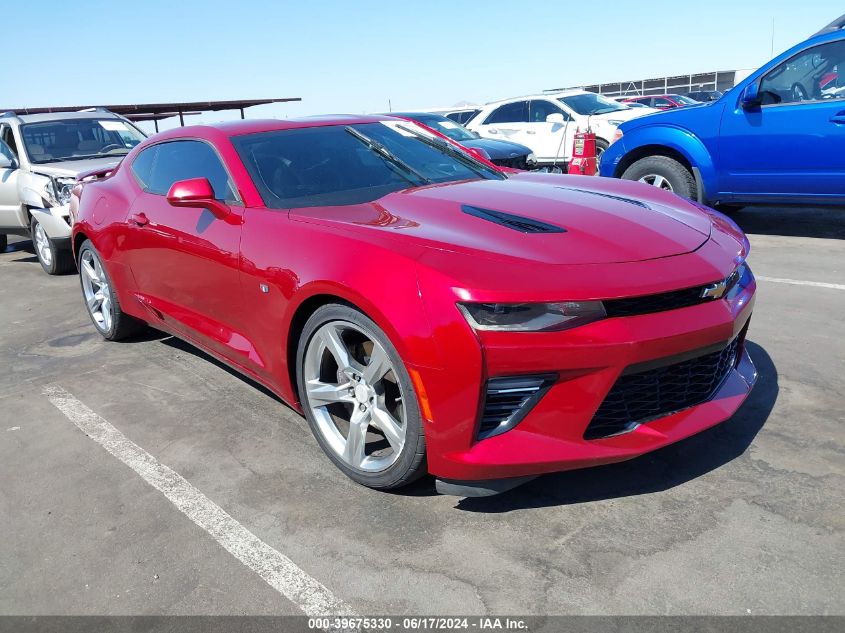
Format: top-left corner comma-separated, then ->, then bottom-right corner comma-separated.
71,115 -> 757,496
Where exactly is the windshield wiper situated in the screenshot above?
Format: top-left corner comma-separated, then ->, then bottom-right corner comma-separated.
395,124 -> 506,180
345,126 -> 431,185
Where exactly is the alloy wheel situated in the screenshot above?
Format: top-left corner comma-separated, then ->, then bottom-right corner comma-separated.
80,250 -> 113,333
638,173 -> 674,191
33,222 -> 53,267
303,321 -> 407,472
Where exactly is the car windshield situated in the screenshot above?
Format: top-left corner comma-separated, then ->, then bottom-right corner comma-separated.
232,121 -> 504,209
21,118 -> 145,164
397,114 -> 476,142
558,93 -> 627,115
671,94 -> 700,105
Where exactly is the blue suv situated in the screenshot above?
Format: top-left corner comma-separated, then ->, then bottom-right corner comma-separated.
600,15 -> 845,209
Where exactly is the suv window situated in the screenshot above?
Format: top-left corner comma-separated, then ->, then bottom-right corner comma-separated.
448,110 -> 480,125
653,97 -> 673,107
0,125 -> 18,157
146,140 -> 237,200
760,40 -> 845,105
484,101 -> 529,124
529,100 -> 567,122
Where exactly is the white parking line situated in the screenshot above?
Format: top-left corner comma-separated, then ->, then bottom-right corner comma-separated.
756,276 -> 845,291
43,384 -> 356,630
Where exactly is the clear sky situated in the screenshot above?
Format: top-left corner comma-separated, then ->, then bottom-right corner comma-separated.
3,0 -> 842,133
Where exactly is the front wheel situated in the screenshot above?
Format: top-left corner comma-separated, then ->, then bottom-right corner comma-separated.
31,217 -> 74,275
78,240 -> 145,341
296,304 -> 427,490
621,155 -> 697,199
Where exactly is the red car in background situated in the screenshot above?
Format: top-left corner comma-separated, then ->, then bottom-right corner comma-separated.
622,94 -> 702,109
71,115 -> 757,496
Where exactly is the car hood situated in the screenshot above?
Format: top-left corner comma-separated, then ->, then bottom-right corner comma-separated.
619,100 -> 719,133
28,157 -> 122,178
461,137 -> 531,159
591,108 -> 651,124
290,173 -> 712,266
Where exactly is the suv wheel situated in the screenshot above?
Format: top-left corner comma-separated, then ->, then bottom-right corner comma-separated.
621,155 -> 697,199
296,304 -> 427,490
31,217 -> 74,275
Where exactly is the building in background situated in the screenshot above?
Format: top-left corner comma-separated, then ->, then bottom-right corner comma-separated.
546,70 -> 754,98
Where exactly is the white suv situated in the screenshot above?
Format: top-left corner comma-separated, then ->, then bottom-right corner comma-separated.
0,110 -> 145,273
465,91 -> 652,170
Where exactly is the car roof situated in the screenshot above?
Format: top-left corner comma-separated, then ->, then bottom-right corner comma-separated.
148,114 -> 398,141
483,90 -> 586,107
7,110 -> 124,124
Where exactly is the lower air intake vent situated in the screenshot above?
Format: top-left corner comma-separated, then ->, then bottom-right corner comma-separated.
462,205 -> 566,234
584,337 -> 741,440
478,374 -> 556,440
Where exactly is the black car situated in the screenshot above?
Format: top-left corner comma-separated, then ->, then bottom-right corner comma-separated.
388,112 -> 537,170
685,90 -> 724,102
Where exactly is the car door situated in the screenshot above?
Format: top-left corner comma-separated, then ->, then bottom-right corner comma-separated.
472,100 -> 535,151
718,39 -> 845,200
122,139 -> 249,363
527,99 -> 575,163
0,132 -> 22,230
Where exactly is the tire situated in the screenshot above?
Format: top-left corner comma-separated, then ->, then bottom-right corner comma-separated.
0,234 -> 7,253
595,138 -> 609,165
31,216 -> 74,275
296,304 -> 427,490
77,239 -> 145,341
621,155 -> 697,199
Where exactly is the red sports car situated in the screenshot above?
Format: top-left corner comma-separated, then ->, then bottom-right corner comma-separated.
71,116 -> 757,496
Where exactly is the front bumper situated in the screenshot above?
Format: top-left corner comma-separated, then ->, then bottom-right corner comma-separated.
415,270 -> 757,482
30,204 -> 72,240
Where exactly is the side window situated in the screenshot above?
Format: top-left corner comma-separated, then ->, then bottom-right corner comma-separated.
759,40 -> 845,105
529,100 -> 568,122
0,125 -> 18,157
653,98 -> 673,108
148,140 -> 237,200
130,145 -> 158,190
483,101 -> 529,125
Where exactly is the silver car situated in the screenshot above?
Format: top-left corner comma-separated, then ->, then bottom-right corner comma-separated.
0,110 -> 146,273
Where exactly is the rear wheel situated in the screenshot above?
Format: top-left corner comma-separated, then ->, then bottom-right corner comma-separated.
31,217 -> 74,275
621,155 -> 697,199
78,240 -> 145,341
296,304 -> 427,490
0,234 -> 7,253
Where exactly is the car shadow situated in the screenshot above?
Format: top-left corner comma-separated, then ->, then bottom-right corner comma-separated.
731,205 -> 845,240
453,341 -> 777,512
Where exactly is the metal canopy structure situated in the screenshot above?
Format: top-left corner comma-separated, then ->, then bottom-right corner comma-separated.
0,98 -> 302,131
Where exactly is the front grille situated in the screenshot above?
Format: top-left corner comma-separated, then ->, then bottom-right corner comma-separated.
478,374 -> 556,439
604,286 -> 707,318
604,266 -> 745,319
584,337 -> 741,440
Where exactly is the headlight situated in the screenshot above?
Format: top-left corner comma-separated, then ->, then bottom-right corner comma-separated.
610,129 -> 623,145
458,301 -> 606,332
43,177 -> 75,207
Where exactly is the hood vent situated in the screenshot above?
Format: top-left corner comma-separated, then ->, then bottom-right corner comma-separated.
556,187 -> 651,209
461,205 -> 566,234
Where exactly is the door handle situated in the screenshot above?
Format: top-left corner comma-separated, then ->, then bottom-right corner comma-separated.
830,112 -> 845,124
526,130 -> 536,134
128,212 -> 149,227
487,128 -> 498,134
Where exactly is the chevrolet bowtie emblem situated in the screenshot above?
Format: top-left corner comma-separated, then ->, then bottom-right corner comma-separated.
701,280 -> 728,300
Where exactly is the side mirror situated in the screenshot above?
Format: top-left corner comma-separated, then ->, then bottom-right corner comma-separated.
545,113 -> 565,124
740,82 -> 761,108
166,177 -> 229,218
0,155 -> 15,169
466,146 -> 491,161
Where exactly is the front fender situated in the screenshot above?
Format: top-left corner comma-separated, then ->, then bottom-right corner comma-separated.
611,125 -> 718,201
